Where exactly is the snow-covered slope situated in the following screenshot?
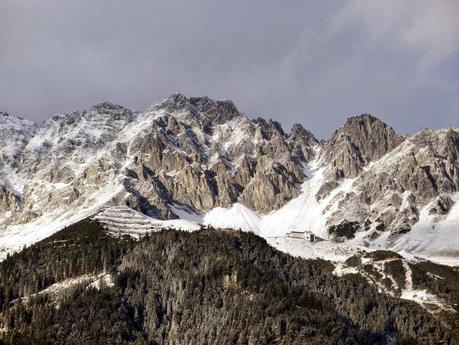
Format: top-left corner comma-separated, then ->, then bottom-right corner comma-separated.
203,203 -> 262,234
95,206 -> 199,238
390,191 -> 459,264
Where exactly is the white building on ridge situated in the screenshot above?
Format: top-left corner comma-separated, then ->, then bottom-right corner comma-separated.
285,230 -> 316,242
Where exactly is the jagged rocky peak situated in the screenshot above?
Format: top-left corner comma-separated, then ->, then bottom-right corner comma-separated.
90,101 -> 128,112
321,114 -> 402,180
0,111 -> 35,129
152,93 -> 242,125
322,125 -> 459,239
407,128 -> 459,196
0,111 -> 36,168
0,93 -> 321,230
154,92 -> 189,112
288,123 -> 319,163
252,117 -> 286,139
189,96 -> 241,124
441,127 -> 459,161
290,123 -> 317,142
0,111 -> 18,120
13,102 -> 139,190
126,95 -> 315,215
44,102 -> 134,131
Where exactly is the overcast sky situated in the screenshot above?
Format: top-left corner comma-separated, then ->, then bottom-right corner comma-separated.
1,0 -> 458,138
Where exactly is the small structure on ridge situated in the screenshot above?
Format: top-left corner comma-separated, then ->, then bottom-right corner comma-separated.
285,230 -> 316,242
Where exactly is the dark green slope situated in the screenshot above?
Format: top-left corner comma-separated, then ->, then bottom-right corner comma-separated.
0,220 -> 457,344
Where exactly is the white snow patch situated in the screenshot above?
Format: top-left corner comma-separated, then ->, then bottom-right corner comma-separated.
333,263 -> 359,277
13,272 -> 115,305
89,272 -> 114,289
39,272 -> 115,295
391,192 -> 459,265
266,236 -> 366,262
203,203 -> 261,234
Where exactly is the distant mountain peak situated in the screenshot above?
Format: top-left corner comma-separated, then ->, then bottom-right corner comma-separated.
151,93 -> 243,125
322,113 -> 402,179
90,101 -> 128,112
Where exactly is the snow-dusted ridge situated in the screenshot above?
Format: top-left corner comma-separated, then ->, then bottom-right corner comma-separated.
1,96 -> 459,269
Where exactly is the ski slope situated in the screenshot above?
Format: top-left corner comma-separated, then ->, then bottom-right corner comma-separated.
95,206 -> 200,238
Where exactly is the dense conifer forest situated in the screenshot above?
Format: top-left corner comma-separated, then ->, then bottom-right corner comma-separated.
0,219 -> 457,344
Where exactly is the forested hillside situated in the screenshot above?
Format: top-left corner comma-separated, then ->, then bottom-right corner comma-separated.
0,220 -> 457,344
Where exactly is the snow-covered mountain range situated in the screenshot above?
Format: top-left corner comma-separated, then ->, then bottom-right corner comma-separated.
1,94 -> 459,264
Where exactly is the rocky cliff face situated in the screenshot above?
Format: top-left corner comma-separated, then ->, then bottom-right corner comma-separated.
0,94 -> 317,232
323,126 -> 459,243
321,114 -> 403,180
0,96 -> 458,261
0,112 -> 36,215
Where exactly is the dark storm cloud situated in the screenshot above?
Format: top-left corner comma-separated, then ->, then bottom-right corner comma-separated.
1,0 -> 458,138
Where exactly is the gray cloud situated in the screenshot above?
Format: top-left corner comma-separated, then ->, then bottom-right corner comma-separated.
0,0 -> 458,138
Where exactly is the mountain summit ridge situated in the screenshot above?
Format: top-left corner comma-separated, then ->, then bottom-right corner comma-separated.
0,94 -> 458,264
